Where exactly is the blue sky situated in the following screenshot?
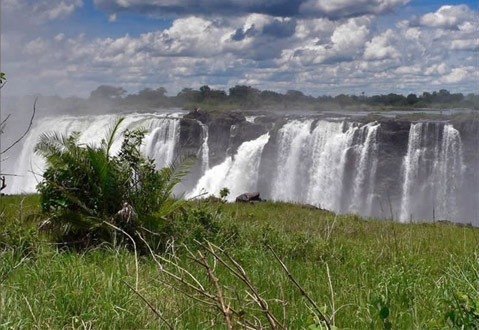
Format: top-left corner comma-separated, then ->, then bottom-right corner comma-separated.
2,0 -> 478,97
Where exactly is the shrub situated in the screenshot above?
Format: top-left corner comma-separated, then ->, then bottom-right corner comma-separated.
35,118 -> 191,248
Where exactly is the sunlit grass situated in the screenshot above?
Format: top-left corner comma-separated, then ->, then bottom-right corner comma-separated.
1,195 -> 478,328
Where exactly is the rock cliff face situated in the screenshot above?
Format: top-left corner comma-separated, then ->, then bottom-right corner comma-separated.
179,110 -> 479,224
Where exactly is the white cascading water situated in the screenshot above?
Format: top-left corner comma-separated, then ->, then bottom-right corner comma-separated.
434,124 -> 465,220
399,122 -> 465,222
187,133 -> 270,200
305,121 -> 358,211
198,123 -> 210,173
351,123 -> 379,215
350,123 -> 380,215
8,113 -> 182,194
270,120 -> 313,202
142,117 -> 180,170
400,123 -> 424,222
270,120 -> 380,214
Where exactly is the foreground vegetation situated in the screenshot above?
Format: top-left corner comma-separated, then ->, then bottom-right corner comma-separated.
1,194 -> 479,329
1,118 -> 478,329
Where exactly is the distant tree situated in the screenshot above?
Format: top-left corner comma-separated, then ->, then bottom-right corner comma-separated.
421,92 -> 433,103
406,93 -> 419,105
285,90 -> 306,102
229,85 -> 259,100
335,94 -> 354,107
199,85 -> 227,102
90,85 -> 126,101
260,90 -> 282,101
199,85 -> 211,95
229,85 -> 260,108
177,88 -> 201,103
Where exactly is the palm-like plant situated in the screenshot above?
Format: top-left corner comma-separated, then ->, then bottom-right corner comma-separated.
35,117 -> 191,247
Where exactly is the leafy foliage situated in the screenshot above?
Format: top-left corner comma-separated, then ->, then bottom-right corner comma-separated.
35,117 -> 191,248
219,187 -> 230,201
445,292 -> 479,328
0,72 -> 6,87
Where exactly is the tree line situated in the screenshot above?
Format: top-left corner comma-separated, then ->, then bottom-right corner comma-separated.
27,85 -> 479,115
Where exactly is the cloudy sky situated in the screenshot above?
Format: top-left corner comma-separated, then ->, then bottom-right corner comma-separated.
1,0 -> 478,97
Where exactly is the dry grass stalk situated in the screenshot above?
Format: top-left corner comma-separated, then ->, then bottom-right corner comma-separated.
197,250 -> 233,330
198,240 -> 284,330
123,280 -> 174,330
326,263 -> 335,326
103,221 -> 139,290
268,245 -> 331,330
131,235 -> 333,329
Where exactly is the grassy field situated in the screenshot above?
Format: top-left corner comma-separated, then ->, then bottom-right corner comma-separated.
1,194 -> 478,329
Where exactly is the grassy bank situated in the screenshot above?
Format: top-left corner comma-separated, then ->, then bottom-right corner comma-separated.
1,195 -> 478,329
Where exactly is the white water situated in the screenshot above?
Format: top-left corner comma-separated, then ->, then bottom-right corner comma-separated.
399,122 -> 465,222
187,133 -> 270,200
142,117 -> 180,169
270,120 -> 313,202
305,121 -> 357,211
198,123 -> 210,173
269,120 -> 380,213
8,113 -> 182,194
349,123 -> 380,215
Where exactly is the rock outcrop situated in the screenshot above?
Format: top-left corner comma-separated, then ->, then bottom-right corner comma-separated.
235,192 -> 263,203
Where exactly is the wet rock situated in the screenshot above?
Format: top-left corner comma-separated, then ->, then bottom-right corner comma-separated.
235,192 -> 263,203
183,108 -> 210,123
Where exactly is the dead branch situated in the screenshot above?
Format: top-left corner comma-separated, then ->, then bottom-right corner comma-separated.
198,250 -> 233,330
136,233 -> 217,302
103,221 -> 139,291
1,97 -> 37,155
0,114 -> 11,132
326,263 -> 335,327
123,280 -> 174,330
268,245 -> 331,330
199,240 -> 283,330
0,176 -> 6,192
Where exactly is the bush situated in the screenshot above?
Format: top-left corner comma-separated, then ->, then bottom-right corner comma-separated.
35,118 -> 191,249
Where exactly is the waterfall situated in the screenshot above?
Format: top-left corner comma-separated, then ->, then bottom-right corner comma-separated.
399,122 -> 465,222
7,111 -> 476,224
198,123 -> 210,173
433,124 -> 465,220
9,113 -> 182,194
142,117 -> 180,170
350,123 -> 380,215
400,123 -> 424,222
270,120 -> 313,202
303,121 -> 356,210
187,133 -> 270,200
270,120 -> 380,214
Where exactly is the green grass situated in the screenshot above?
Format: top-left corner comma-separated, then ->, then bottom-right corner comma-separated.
1,195 -> 478,329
